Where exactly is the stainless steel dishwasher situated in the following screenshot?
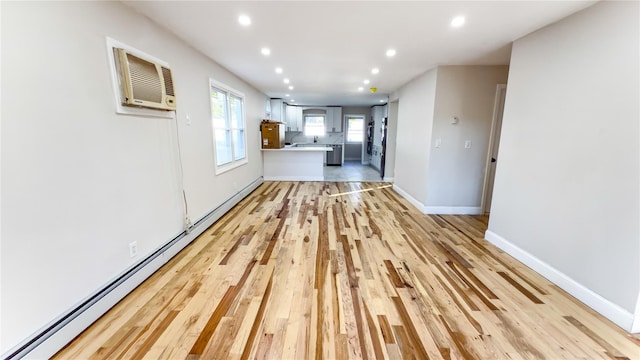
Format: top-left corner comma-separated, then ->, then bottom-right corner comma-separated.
326,144 -> 342,166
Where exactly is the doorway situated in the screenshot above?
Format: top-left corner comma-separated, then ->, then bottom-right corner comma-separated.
482,84 -> 507,214
344,114 -> 366,163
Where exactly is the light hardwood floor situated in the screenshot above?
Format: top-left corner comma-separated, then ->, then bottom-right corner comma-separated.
54,181 -> 640,359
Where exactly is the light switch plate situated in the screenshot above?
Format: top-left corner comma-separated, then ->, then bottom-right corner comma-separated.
435,139 -> 442,148
464,140 -> 472,149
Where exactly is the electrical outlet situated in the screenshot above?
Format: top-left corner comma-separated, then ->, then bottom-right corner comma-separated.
129,241 -> 138,258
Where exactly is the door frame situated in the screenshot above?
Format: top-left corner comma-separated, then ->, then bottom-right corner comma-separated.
343,114 -> 366,163
480,84 -> 507,214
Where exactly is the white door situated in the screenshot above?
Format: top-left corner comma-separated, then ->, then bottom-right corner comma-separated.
483,84 -> 507,214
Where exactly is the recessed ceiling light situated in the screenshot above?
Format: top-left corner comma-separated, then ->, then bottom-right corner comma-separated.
275,67 -> 283,74
290,99 -> 295,102
288,85 -> 294,90
386,49 -> 396,57
261,47 -> 271,56
371,68 -> 380,74
283,78 -> 290,84
238,15 -> 251,26
379,99 -> 385,103
285,93 -> 290,97
363,79 -> 370,85
358,87 -> 364,91
451,15 -> 465,27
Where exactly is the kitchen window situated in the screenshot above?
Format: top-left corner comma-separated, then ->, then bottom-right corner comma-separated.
304,115 -> 325,136
210,79 -> 247,174
346,116 -> 365,143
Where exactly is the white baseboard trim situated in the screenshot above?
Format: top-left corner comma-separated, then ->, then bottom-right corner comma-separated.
383,176 -> 394,183
631,293 -> 640,333
484,229 -> 636,332
392,185 -> 427,213
6,177 -> 264,360
264,176 -> 324,181
424,206 -> 482,215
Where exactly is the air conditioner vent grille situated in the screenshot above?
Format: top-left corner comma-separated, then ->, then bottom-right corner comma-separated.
127,53 -> 162,103
162,67 -> 174,96
115,47 -> 176,111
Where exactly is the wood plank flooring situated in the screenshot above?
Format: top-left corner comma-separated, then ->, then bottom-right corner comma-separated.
53,182 -> 640,359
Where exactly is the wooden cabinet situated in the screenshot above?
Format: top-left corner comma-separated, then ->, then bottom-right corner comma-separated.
326,107 -> 342,132
285,105 -> 303,132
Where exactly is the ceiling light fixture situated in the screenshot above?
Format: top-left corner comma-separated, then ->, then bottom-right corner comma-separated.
363,79 -> 370,85
288,85 -> 294,90
358,87 -> 364,91
275,67 -> 283,74
451,15 -> 465,27
371,68 -> 380,75
285,93 -> 290,97
283,78 -> 290,84
290,99 -> 295,102
261,47 -> 271,56
238,15 -> 251,26
379,99 -> 385,103
386,49 -> 396,57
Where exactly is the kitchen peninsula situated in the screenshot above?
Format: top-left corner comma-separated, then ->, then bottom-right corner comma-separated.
262,145 -> 332,181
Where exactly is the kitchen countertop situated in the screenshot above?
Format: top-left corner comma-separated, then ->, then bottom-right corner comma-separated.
261,145 -> 333,152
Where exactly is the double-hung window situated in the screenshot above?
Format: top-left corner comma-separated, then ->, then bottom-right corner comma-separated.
210,79 -> 247,174
346,116 -> 365,143
304,115 -> 326,136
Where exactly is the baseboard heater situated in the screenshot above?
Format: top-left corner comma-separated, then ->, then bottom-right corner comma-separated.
3,177 -> 264,360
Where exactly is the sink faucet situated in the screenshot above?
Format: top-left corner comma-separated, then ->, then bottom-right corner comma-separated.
313,136 -> 318,143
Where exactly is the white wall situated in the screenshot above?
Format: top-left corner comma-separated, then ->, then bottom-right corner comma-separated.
385,101 -> 399,181
393,69 -> 438,208
486,1 -> 639,330
394,65 -> 507,212
1,1 -> 266,353
426,66 -> 508,211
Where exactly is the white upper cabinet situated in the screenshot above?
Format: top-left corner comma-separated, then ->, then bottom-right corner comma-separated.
285,105 -> 303,132
269,99 -> 285,122
327,107 -> 342,132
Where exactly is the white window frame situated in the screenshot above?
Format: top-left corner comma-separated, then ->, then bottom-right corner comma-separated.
345,115 -> 365,144
210,78 -> 248,175
304,114 -> 326,136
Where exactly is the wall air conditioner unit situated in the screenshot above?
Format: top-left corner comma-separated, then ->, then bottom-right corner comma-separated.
115,48 -> 176,111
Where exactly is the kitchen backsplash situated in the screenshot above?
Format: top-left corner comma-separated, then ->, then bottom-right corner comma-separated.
286,132 -> 344,144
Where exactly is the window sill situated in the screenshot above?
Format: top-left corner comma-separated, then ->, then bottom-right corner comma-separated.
215,158 -> 248,175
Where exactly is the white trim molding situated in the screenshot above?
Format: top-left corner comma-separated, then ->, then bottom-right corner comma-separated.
485,230 -> 636,332
631,292 -> 640,333
263,176 -> 324,182
392,185 -> 427,213
424,206 -> 482,215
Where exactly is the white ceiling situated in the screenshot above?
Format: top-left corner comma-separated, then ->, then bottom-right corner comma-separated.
124,1 -> 595,107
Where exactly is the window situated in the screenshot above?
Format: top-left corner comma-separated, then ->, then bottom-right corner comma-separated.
210,79 -> 247,173
304,115 -> 325,136
346,116 -> 365,143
